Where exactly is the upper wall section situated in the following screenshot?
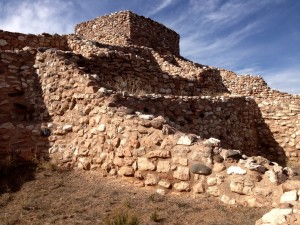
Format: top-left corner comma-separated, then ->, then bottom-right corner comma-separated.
0,30 -> 69,51
75,11 -> 180,56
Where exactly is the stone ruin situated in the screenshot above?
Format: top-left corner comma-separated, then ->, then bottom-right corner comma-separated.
1,10 -> 300,224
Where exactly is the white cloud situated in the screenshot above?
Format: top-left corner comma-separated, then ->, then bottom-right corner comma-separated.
147,0 -> 173,16
0,0 -> 76,34
264,67 -> 300,94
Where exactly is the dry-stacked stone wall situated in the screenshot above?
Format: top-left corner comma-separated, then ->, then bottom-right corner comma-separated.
19,49 -> 293,208
0,30 -> 69,51
67,38 -> 229,96
75,11 -> 180,55
31,49 -> 285,169
1,10 -> 300,208
220,69 -> 300,165
0,49 -> 50,167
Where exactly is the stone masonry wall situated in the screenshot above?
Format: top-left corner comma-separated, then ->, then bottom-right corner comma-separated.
0,50 -> 50,167
67,37 -> 229,96
25,49 -> 293,207
0,30 -> 69,51
75,11 -> 180,55
1,11 -> 300,208
220,69 -> 300,165
32,49 -> 285,166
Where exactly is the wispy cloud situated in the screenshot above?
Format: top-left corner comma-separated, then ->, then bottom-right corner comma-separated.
264,67 -> 300,94
147,0 -> 173,16
0,0 -> 76,34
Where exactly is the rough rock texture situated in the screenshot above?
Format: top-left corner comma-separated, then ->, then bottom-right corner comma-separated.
75,11 -> 180,56
0,11 -> 300,209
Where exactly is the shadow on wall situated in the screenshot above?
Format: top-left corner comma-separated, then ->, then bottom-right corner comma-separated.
110,95 -> 286,166
71,42 -> 285,165
0,50 -> 52,193
75,42 -> 230,96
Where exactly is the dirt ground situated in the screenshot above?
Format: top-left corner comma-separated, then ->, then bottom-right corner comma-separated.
0,165 -> 269,225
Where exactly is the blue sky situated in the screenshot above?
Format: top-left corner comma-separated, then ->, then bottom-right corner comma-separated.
0,0 -> 299,94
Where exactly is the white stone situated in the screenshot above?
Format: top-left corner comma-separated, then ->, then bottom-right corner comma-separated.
138,114 -> 154,120
0,39 -> 8,46
98,124 -> 106,132
63,125 -> 73,132
203,137 -> 220,147
261,208 -> 292,224
280,190 -> 298,203
91,128 -> 98,135
221,195 -> 236,205
156,189 -> 166,195
177,135 -> 193,146
227,166 -> 247,175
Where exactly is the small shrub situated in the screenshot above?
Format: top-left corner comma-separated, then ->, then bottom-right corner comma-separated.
150,211 -> 160,222
105,212 -> 139,225
37,160 -> 57,172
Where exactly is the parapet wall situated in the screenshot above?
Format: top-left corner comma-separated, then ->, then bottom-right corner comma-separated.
0,30 -> 69,51
221,69 -> 300,164
75,11 -> 180,55
68,38 -> 229,96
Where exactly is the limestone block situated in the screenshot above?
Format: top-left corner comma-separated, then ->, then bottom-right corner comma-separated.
137,157 -> 155,171
138,114 -> 154,120
156,189 -> 166,195
172,157 -> 188,166
207,186 -> 219,196
63,124 -> 73,132
156,161 -> 171,173
98,124 -> 106,132
173,182 -> 190,192
145,173 -> 158,186
213,163 -> 226,172
147,150 -> 171,158
261,208 -> 293,224
207,177 -> 217,186
192,182 -> 205,194
203,137 -> 220,147
118,166 -> 134,176
230,177 -> 244,194
227,166 -> 246,175
280,190 -> 298,203
158,180 -> 171,189
221,195 -> 236,205
177,135 -> 194,146
173,166 -> 190,181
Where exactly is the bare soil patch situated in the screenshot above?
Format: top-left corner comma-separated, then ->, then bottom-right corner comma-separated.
0,167 -> 269,225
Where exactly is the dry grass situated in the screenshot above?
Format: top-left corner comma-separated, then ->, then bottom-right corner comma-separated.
0,169 -> 268,225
